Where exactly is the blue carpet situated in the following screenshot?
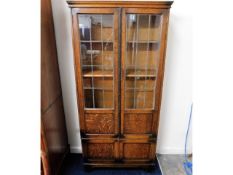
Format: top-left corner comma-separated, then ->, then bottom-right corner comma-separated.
59,154 -> 162,175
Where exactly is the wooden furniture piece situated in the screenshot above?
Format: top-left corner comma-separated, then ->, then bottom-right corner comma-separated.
67,0 -> 173,169
41,121 -> 50,175
41,0 -> 69,173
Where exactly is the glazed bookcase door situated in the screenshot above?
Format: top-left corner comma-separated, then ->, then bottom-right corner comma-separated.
72,8 -> 119,142
121,8 -> 169,141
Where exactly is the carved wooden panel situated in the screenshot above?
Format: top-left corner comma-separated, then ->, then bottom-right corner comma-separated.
87,143 -> 114,159
85,114 -> 114,134
124,114 -> 152,134
123,143 -> 150,159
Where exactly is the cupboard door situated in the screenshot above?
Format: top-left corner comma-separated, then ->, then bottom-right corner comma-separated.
121,8 -> 170,138
119,139 -> 156,162
82,138 -> 119,162
72,8 -> 119,137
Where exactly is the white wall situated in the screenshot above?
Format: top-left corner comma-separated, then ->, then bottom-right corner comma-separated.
51,0 -> 82,153
51,0 -> 192,154
157,8 -> 193,154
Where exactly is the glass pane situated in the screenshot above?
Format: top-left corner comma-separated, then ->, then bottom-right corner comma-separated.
125,14 -> 163,109
78,14 -> 114,109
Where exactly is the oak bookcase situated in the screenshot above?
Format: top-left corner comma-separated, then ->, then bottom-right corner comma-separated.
66,0 -> 173,169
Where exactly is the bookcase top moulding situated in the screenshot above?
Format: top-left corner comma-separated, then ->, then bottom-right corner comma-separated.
66,0 -> 173,8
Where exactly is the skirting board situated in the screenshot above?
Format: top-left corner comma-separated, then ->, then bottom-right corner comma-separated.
69,146 -> 192,154
156,147 -> 192,154
70,146 -> 82,153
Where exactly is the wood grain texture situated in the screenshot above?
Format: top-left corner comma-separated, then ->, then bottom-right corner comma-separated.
124,114 -> 152,134
67,0 -> 173,8
120,8 -> 126,136
41,0 -> 69,173
82,139 -> 118,160
124,143 -> 150,159
42,98 -> 68,152
41,121 -> 50,175
41,0 -> 61,112
113,8 -> 120,136
87,143 -> 115,159
72,14 -> 86,134
85,114 -> 114,134
153,10 -> 170,135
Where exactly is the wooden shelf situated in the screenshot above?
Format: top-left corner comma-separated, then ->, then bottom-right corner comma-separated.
84,87 -> 113,91
127,40 -> 159,44
126,88 -> 154,92
83,69 -> 156,78
83,70 -> 113,78
126,70 -> 156,78
81,40 -> 113,43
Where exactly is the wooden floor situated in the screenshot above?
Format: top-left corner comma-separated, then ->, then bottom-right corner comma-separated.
157,154 -> 192,175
